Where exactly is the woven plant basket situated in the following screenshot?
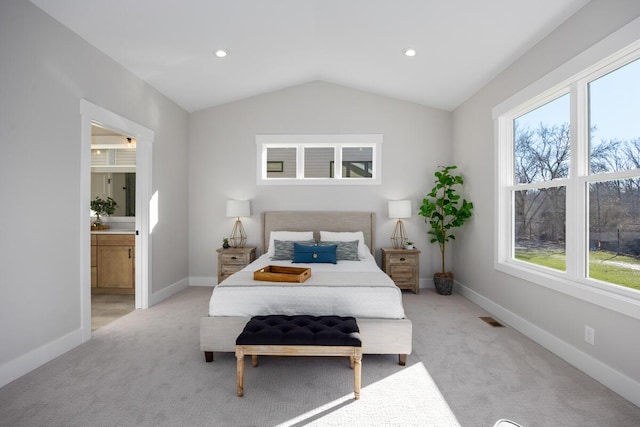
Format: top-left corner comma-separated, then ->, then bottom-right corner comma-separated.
433,274 -> 454,295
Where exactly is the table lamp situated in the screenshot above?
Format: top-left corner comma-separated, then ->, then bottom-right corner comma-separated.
226,200 -> 250,248
388,200 -> 411,249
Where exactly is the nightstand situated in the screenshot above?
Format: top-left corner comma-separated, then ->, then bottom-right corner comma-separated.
217,247 -> 256,284
380,248 -> 420,294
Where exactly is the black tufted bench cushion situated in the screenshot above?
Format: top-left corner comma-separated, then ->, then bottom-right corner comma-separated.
235,315 -> 362,399
236,315 -> 362,347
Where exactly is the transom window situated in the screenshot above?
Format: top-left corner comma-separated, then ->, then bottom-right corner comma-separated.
256,134 -> 382,185
496,45 -> 640,303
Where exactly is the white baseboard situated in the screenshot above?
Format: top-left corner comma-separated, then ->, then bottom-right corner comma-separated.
149,278 -> 189,306
1,277 -> 190,390
189,276 -> 216,287
456,281 -> 640,407
0,328 -> 83,389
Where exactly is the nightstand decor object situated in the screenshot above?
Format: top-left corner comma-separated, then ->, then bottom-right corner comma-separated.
388,200 -> 412,249
226,199 -> 250,248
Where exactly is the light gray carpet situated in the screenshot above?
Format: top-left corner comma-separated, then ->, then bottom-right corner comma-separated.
1,287 -> 638,427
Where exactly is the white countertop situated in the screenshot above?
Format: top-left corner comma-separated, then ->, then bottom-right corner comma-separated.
91,229 -> 135,235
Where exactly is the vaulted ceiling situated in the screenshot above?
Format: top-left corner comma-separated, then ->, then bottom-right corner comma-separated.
31,0 -> 591,112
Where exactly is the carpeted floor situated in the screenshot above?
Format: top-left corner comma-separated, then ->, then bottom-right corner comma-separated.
0,287 -> 638,427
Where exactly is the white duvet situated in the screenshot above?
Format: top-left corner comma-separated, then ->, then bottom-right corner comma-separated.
209,253 -> 406,318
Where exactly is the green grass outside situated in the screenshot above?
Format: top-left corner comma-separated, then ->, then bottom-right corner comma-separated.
514,248 -> 640,291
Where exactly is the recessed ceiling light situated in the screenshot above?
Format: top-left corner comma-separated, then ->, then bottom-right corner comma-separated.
403,48 -> 417,57
215,49 -> 228,58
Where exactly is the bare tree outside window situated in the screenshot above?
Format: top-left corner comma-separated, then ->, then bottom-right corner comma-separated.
513,95 -> 570,271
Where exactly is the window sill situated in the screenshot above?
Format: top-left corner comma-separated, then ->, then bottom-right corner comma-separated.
495,260 -> 640,321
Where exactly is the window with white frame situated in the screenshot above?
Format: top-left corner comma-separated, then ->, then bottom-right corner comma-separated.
496,47 -> 640,301
256,134 -> 382,185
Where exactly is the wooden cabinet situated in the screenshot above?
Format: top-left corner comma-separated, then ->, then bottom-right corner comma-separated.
92,234 -> 135,294
217,247 -> 256,284
380,248 -> 420,294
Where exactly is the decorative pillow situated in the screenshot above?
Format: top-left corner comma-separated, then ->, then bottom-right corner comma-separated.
318,240 -> 360,261
293,243 -> 337,264
272,239 -> 316,260
319,231 -> 369,259
267,231 -> 314,257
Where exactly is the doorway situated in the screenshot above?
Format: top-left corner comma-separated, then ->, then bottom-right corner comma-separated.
90,125 -> 136,330
80,99 -> 154,342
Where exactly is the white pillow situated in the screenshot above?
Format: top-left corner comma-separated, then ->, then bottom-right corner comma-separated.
320,231 -> 370,259
267,231 -> 314,257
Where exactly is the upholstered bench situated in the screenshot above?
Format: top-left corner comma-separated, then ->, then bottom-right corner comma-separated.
235,315 -> 363,399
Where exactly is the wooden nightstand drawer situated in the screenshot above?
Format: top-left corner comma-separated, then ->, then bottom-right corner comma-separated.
221,264 -> 245,276
387,253 -> 418,265
389,264 -> 415,281
220,252 -> 250,264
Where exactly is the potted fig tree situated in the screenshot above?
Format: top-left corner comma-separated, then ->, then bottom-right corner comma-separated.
418,165 -> 473,295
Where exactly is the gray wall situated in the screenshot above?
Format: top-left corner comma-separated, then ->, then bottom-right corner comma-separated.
188,81 -> 452,282
452,0 -> 640,404
0,0 -> 189,383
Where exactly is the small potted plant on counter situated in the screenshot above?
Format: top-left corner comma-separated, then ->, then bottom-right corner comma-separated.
90,196 -> 117,229
418,165 -> 473,295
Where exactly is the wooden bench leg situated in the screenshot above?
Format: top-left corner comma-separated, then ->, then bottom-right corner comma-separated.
252,354 -> 258,367
236,347 -> 245,397
204,351 -> 213,362
353,350 -> 362,400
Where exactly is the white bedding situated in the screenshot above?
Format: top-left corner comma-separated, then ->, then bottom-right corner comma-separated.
209,253 -> 406,318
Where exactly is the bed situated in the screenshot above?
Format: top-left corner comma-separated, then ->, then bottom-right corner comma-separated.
200,211 -> 413,365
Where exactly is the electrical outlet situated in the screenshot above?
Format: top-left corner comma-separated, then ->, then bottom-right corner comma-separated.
584,325 -> 595,345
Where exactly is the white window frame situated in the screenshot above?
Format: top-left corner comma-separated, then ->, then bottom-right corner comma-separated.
493,35 -> 640,320
256,134 -> 382,185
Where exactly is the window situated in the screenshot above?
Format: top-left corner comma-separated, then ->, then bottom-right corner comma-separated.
496,47 -> 640,303
513,94 -> 570,272
256,134 -> 382,185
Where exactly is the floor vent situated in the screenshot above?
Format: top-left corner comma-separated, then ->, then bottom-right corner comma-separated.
480,316 -> 505,327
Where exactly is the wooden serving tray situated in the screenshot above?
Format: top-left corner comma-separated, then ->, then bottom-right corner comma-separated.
254,266 -> 311,283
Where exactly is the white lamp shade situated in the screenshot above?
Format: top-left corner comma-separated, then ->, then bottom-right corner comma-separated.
226,200 -> 251,218
388,200 -> 412,219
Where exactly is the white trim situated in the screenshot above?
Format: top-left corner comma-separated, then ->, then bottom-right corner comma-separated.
457,282 -> 640,408
0,329 -> 83,388
149,278 -> 189,306
80,100 -> 154,342
256,134 -> 383,185
189,276 -> 216,286
495,261 -> 640,320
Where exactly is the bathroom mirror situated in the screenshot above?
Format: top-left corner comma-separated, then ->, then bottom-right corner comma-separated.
91,172 -> 136,217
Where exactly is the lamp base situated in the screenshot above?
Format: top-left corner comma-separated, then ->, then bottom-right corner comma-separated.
390,219 -> 408,249
230,218 -> 247,248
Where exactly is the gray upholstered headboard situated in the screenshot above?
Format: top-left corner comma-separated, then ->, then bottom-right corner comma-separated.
261,211 -> 376,255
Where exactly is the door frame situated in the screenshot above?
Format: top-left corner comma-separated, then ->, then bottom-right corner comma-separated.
80,99 -> 154,342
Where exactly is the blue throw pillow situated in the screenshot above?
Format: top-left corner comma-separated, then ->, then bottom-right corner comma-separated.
293,243 -> 337,264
